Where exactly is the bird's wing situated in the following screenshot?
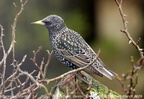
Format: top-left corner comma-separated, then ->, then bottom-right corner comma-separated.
53,29 -> 116,80
54,29 -> 96,67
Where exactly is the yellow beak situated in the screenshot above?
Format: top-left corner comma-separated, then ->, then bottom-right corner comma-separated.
31,20 -> 45,25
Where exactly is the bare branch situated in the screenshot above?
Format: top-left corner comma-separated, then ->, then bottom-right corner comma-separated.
31,58 -> 45,79
0,24 -> 5,57
115,0 -> 143,58
0,24 -> 7,95
0,0 -> 28,66
43,50 -> 53,78
32,46 -> 42,61
115,0 -> 144,98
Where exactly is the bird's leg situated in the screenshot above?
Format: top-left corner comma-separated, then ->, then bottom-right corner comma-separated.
76,71 -> 89,83
58,70 -> 87,86
58,73 -> 76,86
76,71 -> 87,79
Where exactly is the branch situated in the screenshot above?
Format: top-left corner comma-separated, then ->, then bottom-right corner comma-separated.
0,24 -> 6,95
43,50 -> 53,78
115,0 -> 144,98
115,0 -> 143,58
0,24 -> 5,58
0,0 -> 28,66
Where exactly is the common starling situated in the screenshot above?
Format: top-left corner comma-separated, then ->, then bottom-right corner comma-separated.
32,15 -> 117,80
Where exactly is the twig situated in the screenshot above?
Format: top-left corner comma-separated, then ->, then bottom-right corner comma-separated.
0,0 -> 28,66
73,80 -> 87,98
0,24 -> 7,95
0,24 -> 5,60
115,0 -> 144,98
0,1 -> 28,95
43,50 -> 53,78
31,58 -> 45,79
32,46 -> 42,61
115,0 -> 143,58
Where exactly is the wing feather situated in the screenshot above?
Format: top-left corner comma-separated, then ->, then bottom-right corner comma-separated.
54,30 -> 93,67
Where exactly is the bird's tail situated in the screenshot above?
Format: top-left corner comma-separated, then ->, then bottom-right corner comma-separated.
92,59 -> 117,80
96,66 -> 117,80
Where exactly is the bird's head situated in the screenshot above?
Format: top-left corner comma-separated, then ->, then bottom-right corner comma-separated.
32,15 -> 66,32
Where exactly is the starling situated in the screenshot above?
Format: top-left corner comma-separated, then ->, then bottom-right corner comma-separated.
32,15 -> 117,80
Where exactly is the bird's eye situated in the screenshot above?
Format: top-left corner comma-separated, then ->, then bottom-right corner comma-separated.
43,21 -> 52,25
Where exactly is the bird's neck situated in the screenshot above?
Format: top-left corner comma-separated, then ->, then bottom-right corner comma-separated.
49,26 -> 67,36
49,27 -> 68,41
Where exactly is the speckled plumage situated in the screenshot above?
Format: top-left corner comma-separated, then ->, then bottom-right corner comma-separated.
32,15 -> 117,80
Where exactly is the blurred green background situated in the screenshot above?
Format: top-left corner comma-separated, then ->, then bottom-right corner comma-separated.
0,0 -> 143,96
